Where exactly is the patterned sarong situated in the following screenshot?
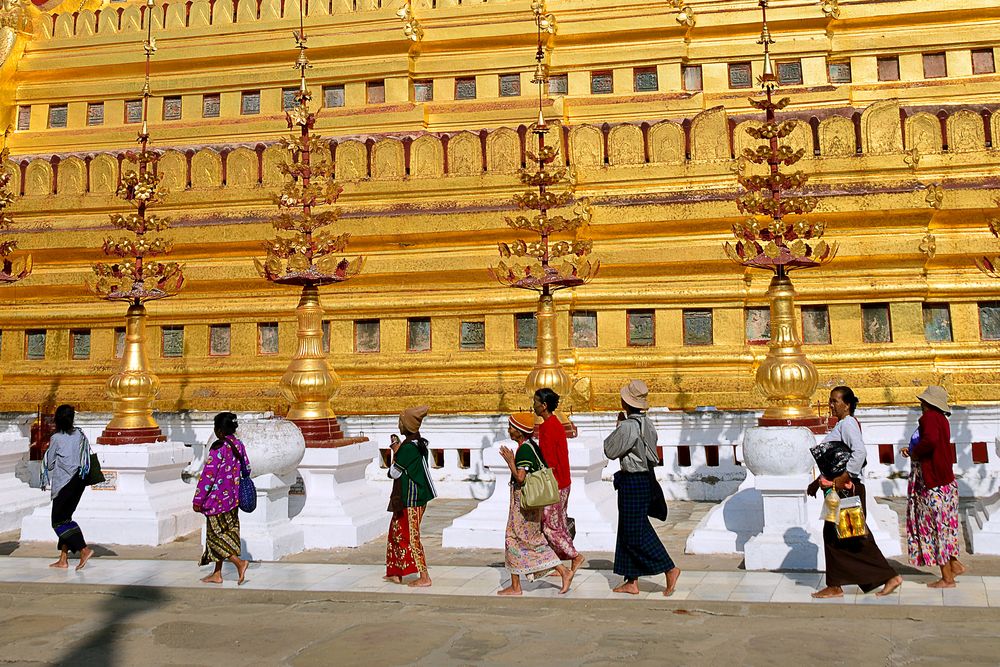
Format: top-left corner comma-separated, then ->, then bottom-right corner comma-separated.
542,487 -> 579,561
613,471 -> 674,579
386,506 -> 427,577
505,486 -> 562,579
200,508 -> 241,566
906,464 -> 961,567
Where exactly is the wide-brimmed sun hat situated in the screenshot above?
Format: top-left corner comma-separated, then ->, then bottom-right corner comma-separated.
917,385 -> 951,415
508,412 -> 535,435
620,379 -> 650,411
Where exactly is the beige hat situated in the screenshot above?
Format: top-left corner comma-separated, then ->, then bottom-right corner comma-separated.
399,405 -> 429,434
620,379 -> 650,411
917,386 -> 951,415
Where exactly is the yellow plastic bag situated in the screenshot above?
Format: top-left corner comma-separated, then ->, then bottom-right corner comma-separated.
835,495 -> 867,539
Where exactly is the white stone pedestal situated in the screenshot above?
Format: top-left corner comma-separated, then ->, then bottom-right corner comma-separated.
443,436 -> 618,552
240,471 -> 304,561
0,431 -> 47,534
292,442 -> 388,548
21,441 -> 196,546
686,426 -> 902,570
441,444 -> 513,549
966,492 -> 1000,554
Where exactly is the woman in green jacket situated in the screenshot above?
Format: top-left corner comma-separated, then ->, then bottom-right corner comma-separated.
385,406 -> 437,587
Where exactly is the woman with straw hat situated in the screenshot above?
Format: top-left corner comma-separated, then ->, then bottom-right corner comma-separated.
901,386 -> 966,588
603,380 -> 680,596
497,412 -> 574,596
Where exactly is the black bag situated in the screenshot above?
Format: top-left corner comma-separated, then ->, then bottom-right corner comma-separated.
810,440 -> 852,479
83,453 -> 105,486
646,468 -> 668,521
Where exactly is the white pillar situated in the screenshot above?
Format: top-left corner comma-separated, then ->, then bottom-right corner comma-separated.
21,441 -> 197,546
239,471 -> 304,561
0,430 -> 47,533
292,441 -> 389,548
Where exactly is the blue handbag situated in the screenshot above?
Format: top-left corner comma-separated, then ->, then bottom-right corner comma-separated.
229,440 -> 257,513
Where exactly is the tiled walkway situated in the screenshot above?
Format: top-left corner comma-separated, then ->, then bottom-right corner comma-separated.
2,557 -> 998,607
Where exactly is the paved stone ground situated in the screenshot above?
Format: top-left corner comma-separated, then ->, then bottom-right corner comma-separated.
4,498 -> 1000,666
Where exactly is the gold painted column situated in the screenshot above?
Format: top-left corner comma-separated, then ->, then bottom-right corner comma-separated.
755,274 -> 819,422
98,302 -> 166,444
525,293 -> 571,398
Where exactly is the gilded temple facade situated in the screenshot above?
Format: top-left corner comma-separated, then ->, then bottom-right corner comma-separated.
2,0 -> 1000,417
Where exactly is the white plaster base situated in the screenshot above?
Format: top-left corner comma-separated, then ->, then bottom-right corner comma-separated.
239,472 -> 304,561
292,442 -> 389,549
965,491 -> 1000,554
0,433 -> 47,534
20,441 -> 197,547
443,436 -> 618,552
686,426 -> 902,570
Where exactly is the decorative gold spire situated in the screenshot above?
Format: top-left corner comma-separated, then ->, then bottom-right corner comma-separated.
0,127 -> 30,284
726,0 -> 837,424
257,0 -> 364,442
92,0 -> 176,443
396,0 -> 423,43
975,197 -> 1000,278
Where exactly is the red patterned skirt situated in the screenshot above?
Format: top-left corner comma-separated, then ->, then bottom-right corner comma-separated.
386,506 -> 427,577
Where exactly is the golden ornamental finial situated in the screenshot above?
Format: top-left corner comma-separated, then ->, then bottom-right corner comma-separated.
0,133 -> 31,285
255,0 -> 363,287
975,198 -> 1000,278
490,5 -> 597,294
91,0 -> 183,302
397,1 -> 423,42
665,0 -> 695,29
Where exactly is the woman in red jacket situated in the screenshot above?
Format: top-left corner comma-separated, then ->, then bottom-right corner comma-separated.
902,386 -> 966,588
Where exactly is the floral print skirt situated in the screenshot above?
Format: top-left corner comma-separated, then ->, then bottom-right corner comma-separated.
505,486 -> 562,579
906,464 -> 960,567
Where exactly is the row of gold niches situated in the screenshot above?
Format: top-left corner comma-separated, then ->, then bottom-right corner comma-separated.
5,102 -> 1000,197
5,301 -> 1000,365
35,0 -> 500,41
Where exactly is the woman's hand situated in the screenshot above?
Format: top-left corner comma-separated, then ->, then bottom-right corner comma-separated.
192,503 -> 203,514
900,448 -> 910,459
617,411 -> 626,423
806,478 -> 821,497
389,434 -> 401,454
832,472 -> 851,491
499,445 -> 515,466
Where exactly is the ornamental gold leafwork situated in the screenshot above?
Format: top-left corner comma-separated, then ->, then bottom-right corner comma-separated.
0,131 -> 29,285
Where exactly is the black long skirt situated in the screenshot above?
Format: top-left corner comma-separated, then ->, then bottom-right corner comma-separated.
613,471 -> 675,579
51,474 -> 87,553
824,480 -> 897,592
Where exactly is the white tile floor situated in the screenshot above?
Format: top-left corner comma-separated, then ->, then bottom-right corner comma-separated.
0,557 -> 996,606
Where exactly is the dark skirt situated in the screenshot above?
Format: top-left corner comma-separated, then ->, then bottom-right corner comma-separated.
824,480 -> 897,592
51,474 -> 87,553
200,508 -> 241,565
614,471 -> 675,579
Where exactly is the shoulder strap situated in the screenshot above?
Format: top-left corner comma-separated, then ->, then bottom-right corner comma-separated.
226,437 -> 247,475
525,439 -> 547,470
630,416 -> 657,469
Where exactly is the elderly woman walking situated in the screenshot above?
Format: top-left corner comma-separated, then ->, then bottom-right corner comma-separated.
902,386 -> 966,588
192,412 -> 250,585
45,404 -> 95,570
604,380 -> 680,596
808,386 -> 902,598
497,412 -> 574,596
385,406 -> 437,587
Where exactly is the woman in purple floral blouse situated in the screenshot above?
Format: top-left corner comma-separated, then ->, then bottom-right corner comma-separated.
193,412 -> 250,584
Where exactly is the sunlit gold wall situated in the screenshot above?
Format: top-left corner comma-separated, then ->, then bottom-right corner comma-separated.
1,0 -> 1000,415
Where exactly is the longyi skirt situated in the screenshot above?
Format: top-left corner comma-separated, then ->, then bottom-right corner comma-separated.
200,507 -> 241,566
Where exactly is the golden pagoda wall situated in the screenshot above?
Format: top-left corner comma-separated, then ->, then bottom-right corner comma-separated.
1,0 -> 1000,415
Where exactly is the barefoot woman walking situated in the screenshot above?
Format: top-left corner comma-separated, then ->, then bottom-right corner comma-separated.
192,412 -> 250,585
45,404 -> 94,571
604,381 -> 680,596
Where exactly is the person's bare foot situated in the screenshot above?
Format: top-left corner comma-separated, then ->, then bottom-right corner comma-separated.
558,568 -> 574,594
951,560 -> 967,577
497,586 -> 522,596
201,573 -> 223,584
49,559 -> 68,569
75,547 -> 93,571
236,558 -> 249,586
875,575 -> 903,597
664,567 -> 681,597
570,554 -> 586,575
927,579 -> 956,589
811,586 -> 844,598
408,575 -> 432,587
383,575 -> 403,584
613,580 -> 640,595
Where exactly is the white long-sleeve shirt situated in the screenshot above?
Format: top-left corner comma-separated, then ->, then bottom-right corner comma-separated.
822,415 -> 866,478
